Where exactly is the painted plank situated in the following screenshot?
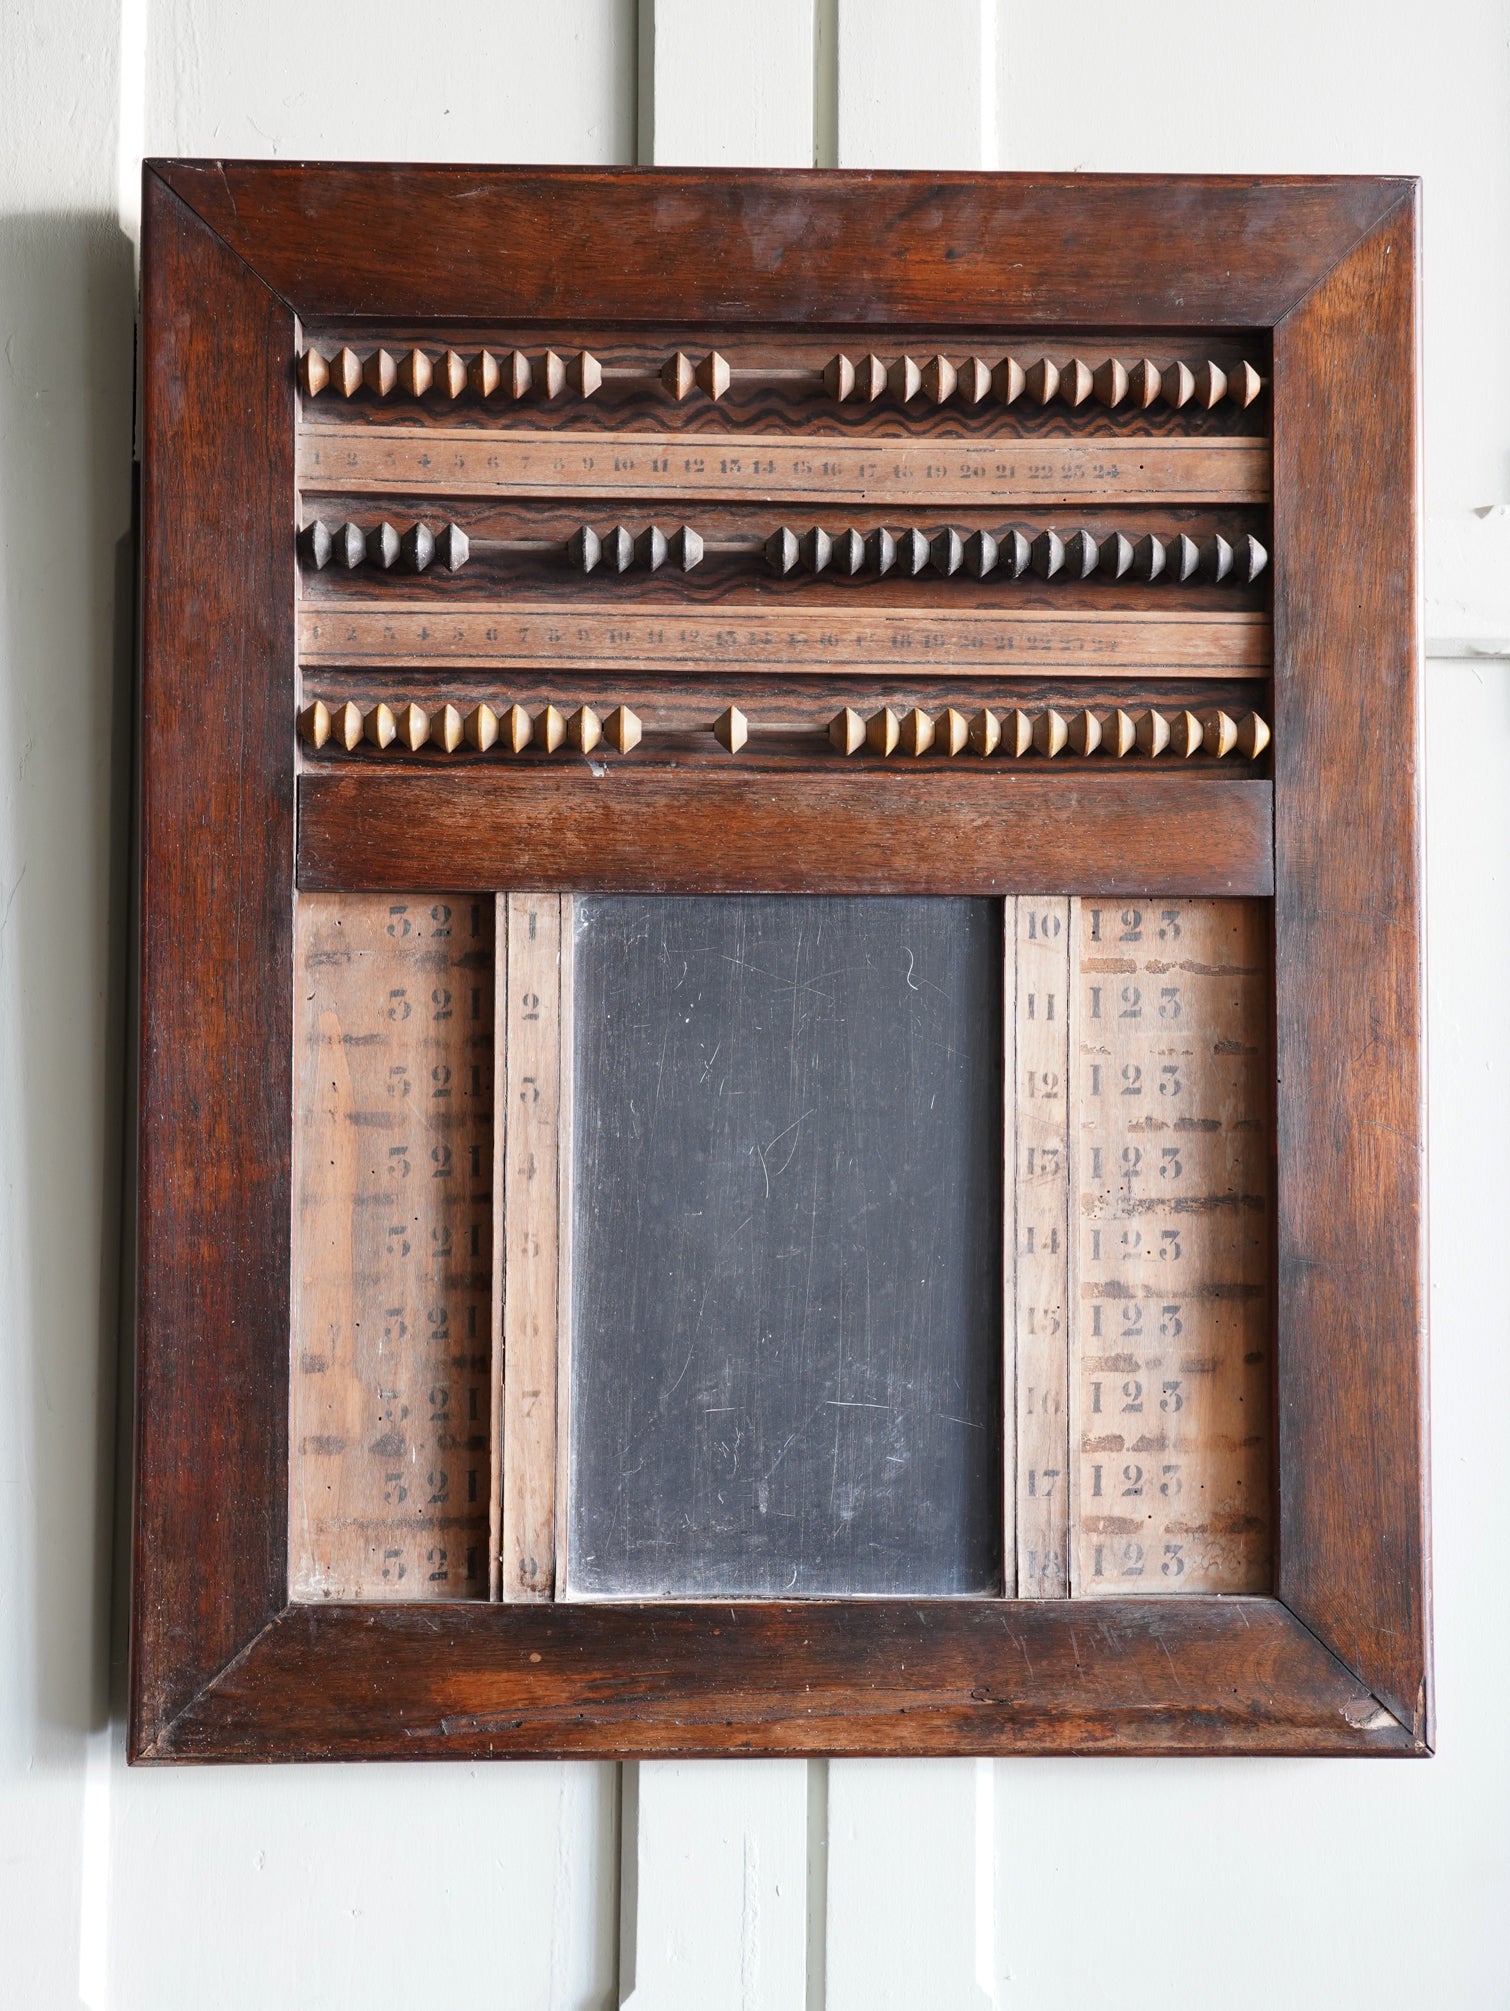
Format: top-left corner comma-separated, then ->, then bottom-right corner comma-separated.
835,0 -> 996,170
646,0 -> 816,167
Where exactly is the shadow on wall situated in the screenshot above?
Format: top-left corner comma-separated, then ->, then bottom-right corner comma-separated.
0,212 -> 136,1763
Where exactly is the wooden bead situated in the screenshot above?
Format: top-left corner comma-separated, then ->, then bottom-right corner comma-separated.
823,354 -> 856,401
866,527 -> 896,575
1068,708 -> 1102,757
930,527 -> 964,576
992,356 -> 1025,405
829,707 -> 865,755
332,522 -> 365,570
696,351 -> 731,400
432,703 -> 465,754
331,700 -> 364,751
542,350 -> 567,399
1062,528 -> 1099,578
568,525 -> 602,573
1162,360 -> 1195,409
601,525 -> 634,573
299,348 -> 329,397
1002,710 -> 1033,758
1132,533 -> 1166,583
998,528 -> 1032,578
399,523 -> 435,573
832,527 -> 866,576
298,698 -> 331,749
364,702 -> 396,750
604,705 -> 642,753
1061,357 -> 1094,407
1033,709 -> 1068,757
766,526 -> 799,574
937,707 -> 969,756
568,351 -> 603,397
568,706 -> 602,754
897,527 -> 930,577
501,704 -> 532,754
534,704 -> 566,753
662,351 -> 696,400
1237,533 -> 1269,582
921,354 -> 957,404
297,521 -> 332,570
889,355 -> 923,402
1198,533 -> 1234,582
1025,357 -> 1060,405
800,526 -> 833,574
397,347 -> 432,398
1031,529 -> 1065,579
865,707 -> 900,757
434,523 -> 469,571
434,350 -> 468,401
1166,532 -> 1200,583
967,709 -> 1001,757
855,354 -> 887,401
1093,357 -> 1128,407
363,348 -> 397,397
669,526 -> 704,571
1127,358 -> 1161,408
1236,711 -> 1271,759
468,349 -> 501,399
1099,530 -> 1135,579
1104,709 -> 1137,757
330,346 -> 363,398
1200,709 -> 1239,758
395,701 -> 430,751
1192,360 -> 1227,409
507,349 -> 533,399
366,522 -> 400,570
964,530 -> 998,578
713,705 -> 747,753
1230,359 -> 1263,408
1135,709 -> 1170,757
636,525 -> 668,571
958,356 -> 991,404
1168,709 -> 1204,757
898,707 -> 935,757
464,703 -> 498,753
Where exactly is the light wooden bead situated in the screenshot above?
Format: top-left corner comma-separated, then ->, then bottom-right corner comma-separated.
1033,709 -> 1069,757
898,707 -> 935,757
1025,357 -> 1060,405
866,707 -> 900,757
1061,357 -> 1094,406
465,703 -> 499,753
395,701 -> 430,751
889,355 -> 923,403
1200,710 -> 1239,758
856,354 -> 887,402
938,707 -> 969,756
1230,359 -> 1263,408
534,705 -> 566,753
568,351 -> 603,397
1168,709 -> 1204,757
1127,358 -> 1161,408
331,701 -> 364,751
921,354 -> 958,404
1068,708 -> 1102,757
829,707 -> 866,755
1236,712 -> 1271,759
507,349 -> 533,399
432,703 -> 465,754
299,348 -> 330,397
992,356 -> 1026,405
568,706 -> 602,753
435,350 -> 468,401
397,347 -> 433,398
364,702 -> 396,750
501,704 -> 532,754
958,356 -> 992,403
604,705 -> 642,753
542,350 -> 567,399
298,698 -> 331,749
468,349 -> 501,399
363,348 -> 397,397
662,351 -> 696,399
823,354 -> 856,401
1135,709 -> 1171,757
967,710 -> 1001,757
713,705 -> 748,753
1104,709 -> 1137,758
696,351 -> 731,400
330,346 -> 363,397
1193,359 -> 1227,409
1162,360 -> 1195,409
1093,357 -> 1128,407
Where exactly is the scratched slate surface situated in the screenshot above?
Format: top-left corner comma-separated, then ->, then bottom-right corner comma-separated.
567,896 -> 1004,1598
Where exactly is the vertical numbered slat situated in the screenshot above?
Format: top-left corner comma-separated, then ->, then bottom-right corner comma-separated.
1013,897 -> 1072,1597
290,893 -> 494,1600
500,893 -> 565,1601
1069,898 -> 1272,1595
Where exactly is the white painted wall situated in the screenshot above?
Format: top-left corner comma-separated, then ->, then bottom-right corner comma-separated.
3,2 -> 1507,2003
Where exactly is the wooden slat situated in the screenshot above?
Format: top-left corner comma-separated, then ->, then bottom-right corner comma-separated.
290,893 -> 494,1601
1067,898 -> 1272,1595
300,605 -> 1269,678
297,771 -> 1275,896
500,894 -> 565,1600
297,425 -> 1269,506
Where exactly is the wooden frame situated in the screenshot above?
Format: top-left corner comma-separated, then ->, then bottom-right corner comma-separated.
132,163 -> 1428,1760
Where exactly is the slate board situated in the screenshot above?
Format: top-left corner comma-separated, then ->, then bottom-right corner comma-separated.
566,895 -> 1004,1598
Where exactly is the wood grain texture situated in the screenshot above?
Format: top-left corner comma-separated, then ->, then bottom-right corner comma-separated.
152,162 -> 1412,330
1272,192 -> 1430,1739
297,771 -> 1275,896
131,174 -> 296,1756
148,1595 -> 1423,1760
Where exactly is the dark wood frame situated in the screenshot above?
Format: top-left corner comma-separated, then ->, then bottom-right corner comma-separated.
132,163 -> 1428,1760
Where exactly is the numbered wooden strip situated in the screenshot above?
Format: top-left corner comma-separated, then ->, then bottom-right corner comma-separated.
1015,897 -> 1072,1596
290,892 -> 494,1602
298,426 -> 1270,506
299,605 -> 1270,678
500,893 -> 565,1601
1068,897 -> 1272,1596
